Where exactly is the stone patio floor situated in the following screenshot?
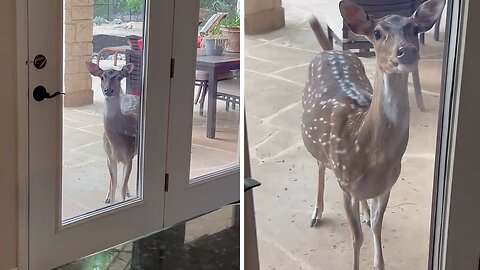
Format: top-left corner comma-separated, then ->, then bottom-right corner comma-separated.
245,0 -> 446,269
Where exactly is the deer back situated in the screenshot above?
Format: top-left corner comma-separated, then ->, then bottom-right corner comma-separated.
301,51 -> 374,182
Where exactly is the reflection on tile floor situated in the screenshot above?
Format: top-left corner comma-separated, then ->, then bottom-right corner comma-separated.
245,0 -> 446,269
56,205 -> 240,270
62,59 -> 239,220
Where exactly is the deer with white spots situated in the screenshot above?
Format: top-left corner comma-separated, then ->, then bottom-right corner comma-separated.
86,62 -> 139,204
302,1 -> 444,269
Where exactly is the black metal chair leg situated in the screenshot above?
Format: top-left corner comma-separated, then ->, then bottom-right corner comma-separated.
199,82 -> 208,116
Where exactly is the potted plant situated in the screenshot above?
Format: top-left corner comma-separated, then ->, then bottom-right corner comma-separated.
220,14 -> 240,53
201,26 -> 227,56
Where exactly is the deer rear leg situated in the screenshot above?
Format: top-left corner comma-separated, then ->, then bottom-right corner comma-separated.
371,191 -> 390,270
311,161 -> 326,227
105,158 -> 117,204
121,159 -> 133,201
361,200 -> 371,226
343,192 -> 363,270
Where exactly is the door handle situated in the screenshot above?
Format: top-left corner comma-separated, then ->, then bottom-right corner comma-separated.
33,85 -> 65,102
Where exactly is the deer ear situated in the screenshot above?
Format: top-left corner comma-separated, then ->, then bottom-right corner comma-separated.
85,62 -> 103,77
339,0 -> 373,36
121,63 -> 135,77
412,0 -> 445,32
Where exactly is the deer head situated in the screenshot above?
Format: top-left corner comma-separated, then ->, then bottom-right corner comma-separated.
340,0 -> 445,73
85,62 -> 134,97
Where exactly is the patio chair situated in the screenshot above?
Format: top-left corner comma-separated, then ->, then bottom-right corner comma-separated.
125,48 -> 142,96
198,12 -> 228,36
324,0 -> 438,111
194,70 -> 237,116
216,77 -> 240,112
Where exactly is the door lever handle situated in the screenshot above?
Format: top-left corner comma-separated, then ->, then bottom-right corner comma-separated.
33,85 -> 65,102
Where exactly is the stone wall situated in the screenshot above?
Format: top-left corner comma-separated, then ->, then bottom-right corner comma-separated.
245,0 -> 285,35
64,0 -> 94,107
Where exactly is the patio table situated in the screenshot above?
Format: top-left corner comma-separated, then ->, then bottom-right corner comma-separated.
196,53 -> 240,139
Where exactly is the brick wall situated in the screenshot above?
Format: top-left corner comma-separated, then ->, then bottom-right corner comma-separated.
64,0 -> 94,107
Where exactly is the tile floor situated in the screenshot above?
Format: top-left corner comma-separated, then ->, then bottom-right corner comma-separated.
245,1 -> 446,269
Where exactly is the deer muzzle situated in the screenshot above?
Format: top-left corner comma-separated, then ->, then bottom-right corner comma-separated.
396,46 -> 419,66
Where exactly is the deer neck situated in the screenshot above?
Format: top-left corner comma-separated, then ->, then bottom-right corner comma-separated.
104,95 -> 122,120
359,69 -> 410,157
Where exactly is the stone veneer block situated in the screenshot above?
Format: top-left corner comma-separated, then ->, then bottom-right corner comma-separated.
64,0 -> 94,107
64,73 -> 91,91
64,89 -> 94,107
72,6 -> 93,20
71,0 -> 94,6
75,20 -> 94,42
245,7 -> 285,35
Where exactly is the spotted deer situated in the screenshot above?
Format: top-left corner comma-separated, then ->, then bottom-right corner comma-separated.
302,0 -> 444,269
86,62 -> 139,204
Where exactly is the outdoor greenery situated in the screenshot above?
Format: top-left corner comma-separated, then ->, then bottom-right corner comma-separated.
220,13 -> 240,29
93,0 -> 144,21
93,16 -> 108,25
205,25 -> 223,37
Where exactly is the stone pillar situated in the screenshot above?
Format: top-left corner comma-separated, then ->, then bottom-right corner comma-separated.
64,0 -> 94,107
245,0 -> 285,35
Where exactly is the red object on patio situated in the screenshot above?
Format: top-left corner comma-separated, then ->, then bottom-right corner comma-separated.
197,35 -> 203,48
137,39 -> 143,52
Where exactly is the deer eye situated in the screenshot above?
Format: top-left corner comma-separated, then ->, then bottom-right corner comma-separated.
373,30 -> 382,40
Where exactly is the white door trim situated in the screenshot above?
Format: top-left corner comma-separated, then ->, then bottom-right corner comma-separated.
16,0 -> 30,268
433,0 -> 480,269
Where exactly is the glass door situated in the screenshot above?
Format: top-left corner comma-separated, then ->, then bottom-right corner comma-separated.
27,0 -> 174,269
243,0 -> 476,269
164,0 -> 241,226
429,0 -> 480,269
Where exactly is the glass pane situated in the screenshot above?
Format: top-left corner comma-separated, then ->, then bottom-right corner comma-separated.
245,0 -> 449,269
62,0 -> 145,221
190,0 -> 240,181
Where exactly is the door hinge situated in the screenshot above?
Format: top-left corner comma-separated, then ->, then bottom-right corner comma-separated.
164,173 -> 170,192
170,58 -> 175,78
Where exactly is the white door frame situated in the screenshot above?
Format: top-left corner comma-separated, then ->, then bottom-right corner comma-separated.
164,0 -> 240,227
429,0 -> 480,269
17,0 -> 176,268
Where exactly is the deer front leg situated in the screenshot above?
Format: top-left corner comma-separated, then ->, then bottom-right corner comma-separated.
343,192 -> 363,270
121,159 -> 133,201
311,161 -> 326,227
105,157 -> 117,204
371,191 -> 390,270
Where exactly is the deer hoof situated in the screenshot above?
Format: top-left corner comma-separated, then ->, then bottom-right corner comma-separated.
126,192 -> 130,197
310,207 -> 322,227
310,218 -> 320,227
104,198 -> 111,204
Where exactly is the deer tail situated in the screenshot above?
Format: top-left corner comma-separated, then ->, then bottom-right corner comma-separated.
309,15 -> 333,51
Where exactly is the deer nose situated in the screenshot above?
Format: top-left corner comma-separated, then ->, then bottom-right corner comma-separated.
396,46 -> 419,65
